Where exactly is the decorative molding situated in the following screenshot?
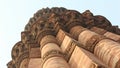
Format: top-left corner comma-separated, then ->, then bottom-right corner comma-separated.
12,41 -> 24,60
7,60 -> 16,68
64,40 -> 76,61
86,35 -> 105,53
15,51 -> 29,68
70,26 -> 87,40
24,7 -> 120,35
42,50 -> 64,60
40,35 -> 59,50
21,31 -> 36,44
41,50 -> 66,68
90,27 -> 107,35
11,41 -> 29,68
94,15 -> 112,29
37,29 -> 55,44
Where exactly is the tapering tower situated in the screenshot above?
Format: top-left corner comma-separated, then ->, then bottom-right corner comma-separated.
7,7 -> 120,68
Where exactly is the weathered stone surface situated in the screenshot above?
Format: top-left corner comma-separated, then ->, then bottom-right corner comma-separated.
94,39 -> 120,68
30,48 -> 41,58
91,27 -> 120,43
28,58 -> 42,68
78,28 -> 104,52
69,46 -> 107,68
39,34 -> 70,68
56,29 -> 71,45
42,57 -> 70,68
70,26 -> 87,40
20,59 -> 29,68
61,35 -> 76,61
90,27 -> 107,35
40,35 -> 59,49
7,60 -> 16,68
41,43 -> 62,58
104,32 -> 120,42
56,29 -> 66,45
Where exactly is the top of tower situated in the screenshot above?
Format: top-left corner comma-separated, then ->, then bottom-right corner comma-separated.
24,7 -> 120,35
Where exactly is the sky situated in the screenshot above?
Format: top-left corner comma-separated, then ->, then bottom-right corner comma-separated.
0,0 -> 120,68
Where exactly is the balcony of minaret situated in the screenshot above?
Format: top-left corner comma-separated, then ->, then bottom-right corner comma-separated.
11,41 -> 29,68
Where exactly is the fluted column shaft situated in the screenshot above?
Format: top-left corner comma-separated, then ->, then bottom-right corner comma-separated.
70,26 -> 103,52
39,34 -> 70,68
70,25 -> 120,68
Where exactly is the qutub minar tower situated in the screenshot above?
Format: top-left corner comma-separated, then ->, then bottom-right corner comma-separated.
7,7 -> 120,68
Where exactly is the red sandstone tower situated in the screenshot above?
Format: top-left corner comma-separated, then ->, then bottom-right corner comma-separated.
7,7 -> 120,68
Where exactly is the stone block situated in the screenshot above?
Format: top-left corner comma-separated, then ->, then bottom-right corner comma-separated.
61,35 -> 76,61
56,29 -> 67,45
30,48 -> 41,58
69,46 -> 107,68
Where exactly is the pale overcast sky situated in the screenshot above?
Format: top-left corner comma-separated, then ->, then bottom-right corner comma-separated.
0,0 -> 120,68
